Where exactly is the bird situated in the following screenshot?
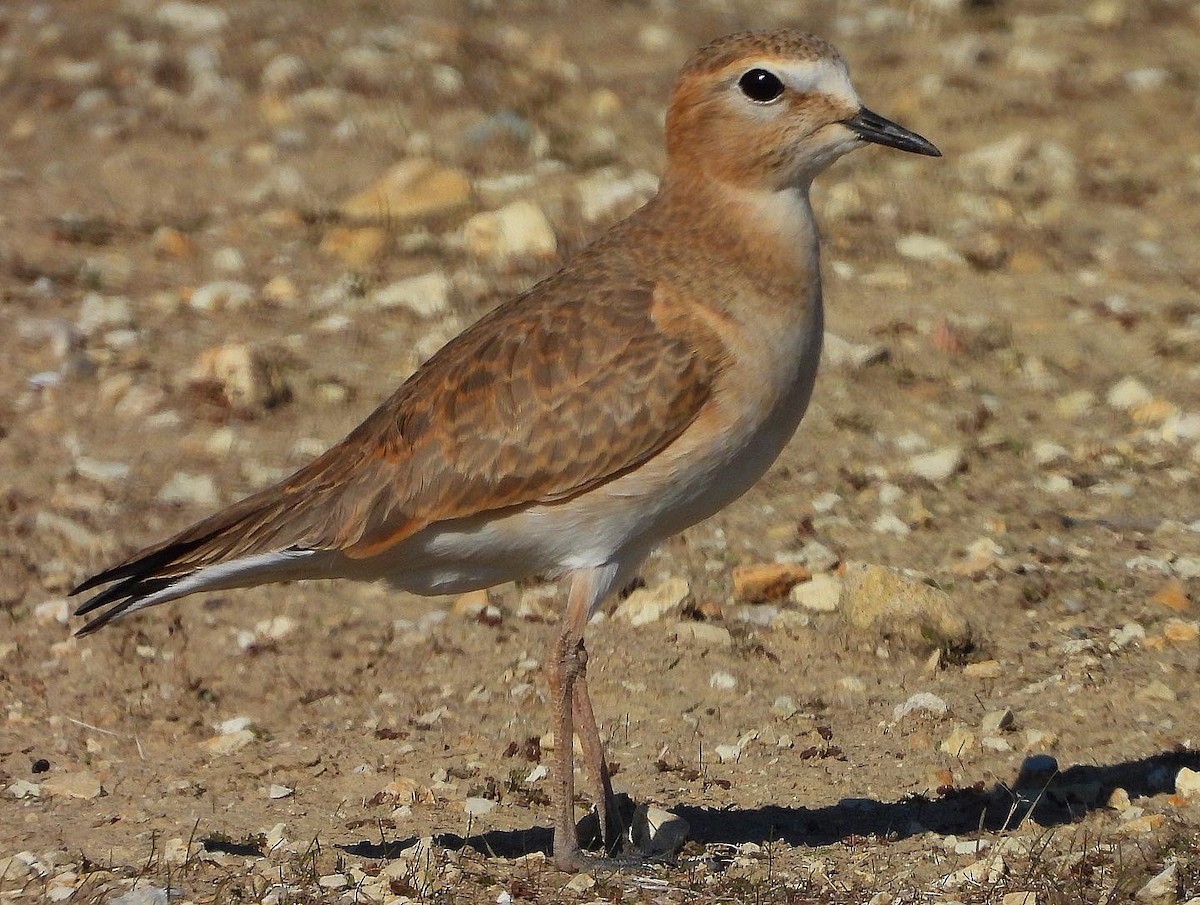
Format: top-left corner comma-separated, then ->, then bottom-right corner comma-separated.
71,28 -> 940,870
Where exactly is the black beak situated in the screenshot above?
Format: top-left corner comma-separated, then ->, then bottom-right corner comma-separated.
843,107 -> 941,157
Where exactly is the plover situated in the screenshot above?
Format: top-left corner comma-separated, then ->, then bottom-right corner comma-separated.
72,29 -> 939,869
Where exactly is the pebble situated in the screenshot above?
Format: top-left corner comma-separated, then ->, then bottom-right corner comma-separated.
9,780 -> 41,799
1106,377 -> 1152,410
613,578 -> 692,625
709,671 -> 737,691
1023,729 -> 1059,752
40,772 -> 103,800
317,874 -> 348,890
203,729 -> 255,756
158,472 -> 219,508
575,169 -> 658,223
564,873 -> 594,893
110,889 -> 173,905
1108,787 -> 1132,811
937,855 -> 1006,889
77,293 -> 133,335
823,331 -> 888,370
893,692 -> 949,722
789,572 -> 842,612
895,234 -> 965,266
715,744 -> 742,763
1175,767 -> 1200,799
907,445 -> 965,483
940,725 -> 975,756
630,805 -> 689,859
463,200 -> 557,270
732,562 -> 811,603
268,785 -> 293,800
155,1 -> 229,37
840,562 -> 973,653
463,797 -> 496,816
1003,894 -> 1038,905
672,622 -> 732,647
979,708 -> 1015,735
1135,862 -> 1176,900
373,272 -> 452,317
963,659 -> 1002,679
340,159 -> 470,224
192,342 -> 292,412
872,514 -> 910,536
189,280 -> 255,313
770,695 -> 799,721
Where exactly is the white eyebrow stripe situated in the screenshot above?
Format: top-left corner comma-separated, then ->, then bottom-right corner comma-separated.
747,59 -> 859,107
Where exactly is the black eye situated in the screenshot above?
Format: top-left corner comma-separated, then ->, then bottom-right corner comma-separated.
738,68 -> 785,103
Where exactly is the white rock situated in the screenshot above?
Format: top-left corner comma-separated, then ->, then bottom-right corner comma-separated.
896,234 -> 964,266
714,744 -> 742,763
211,247 -> 245,274
631,805 -> 689,858
9,780 -> 41,799
1175,767 -> 1200,799
908,445 -> 965,483
261,54 -> 308,93
463,797 -> 496,816
1125,68 -> 1169,92
1135,861 -> 1176,900
268,785 -> 294,799
158,472 -> 219,507
893,692 -> 950,722
613,578 -> 691,625
373,272 -> 452,317
872,513 -> 911,536
575,169 -> 658,223
709,671 -> 737,691
1106,377 -> 1152,410
1031,440 -> 1068,465
824,331 -> 888,369
790,572 -> 842,612
189,280 -> 255,313
155,1 -> 229,36
77,293 -> 133,335
463,201 -> 557,269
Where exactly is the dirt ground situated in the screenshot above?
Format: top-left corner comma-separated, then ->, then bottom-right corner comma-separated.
3,0 -> 1200,902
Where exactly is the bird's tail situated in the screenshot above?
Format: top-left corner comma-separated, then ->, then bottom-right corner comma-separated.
69,490 -> 321,636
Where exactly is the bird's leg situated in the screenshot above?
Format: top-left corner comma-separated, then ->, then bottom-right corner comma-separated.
571,642 -> 623,855
548,571 -> 591,870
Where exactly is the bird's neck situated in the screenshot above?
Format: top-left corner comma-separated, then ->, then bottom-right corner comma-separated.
649,172 -> 822,305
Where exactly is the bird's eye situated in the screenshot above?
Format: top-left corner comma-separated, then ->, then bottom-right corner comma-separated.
738,68 -> 785,104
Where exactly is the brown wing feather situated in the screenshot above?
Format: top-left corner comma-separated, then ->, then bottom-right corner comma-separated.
76,259 -> 724,595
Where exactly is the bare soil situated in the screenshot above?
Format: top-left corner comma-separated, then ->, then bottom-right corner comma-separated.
2,1 -> 1200,902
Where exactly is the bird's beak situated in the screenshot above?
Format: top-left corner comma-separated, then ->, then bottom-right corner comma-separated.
843,107 -> 941,157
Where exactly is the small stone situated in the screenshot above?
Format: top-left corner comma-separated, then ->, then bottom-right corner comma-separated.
894,692 -> 949,722
463,201 -> 557,270
110,888 -> 172,905
895,234 -> 965,266
373,272 -> 452,317
1003,894 -> 1038,905
9,780 -> 41,799
317,874 -> 348,890
41,771 -> 103,800
575,170 -> 658,224
1032,440 -> 1068,465
452,590 -> 491,619
939,725 -> 975,756
1175,767 -> 1200,799
192,342 -> 292,412
908,445 -> 965,483
211,247 -> 245,274
1023,729 -> 1059,752
770,695 -> 799,721
1136,680 -> 1177,703
709,671 -> 737,691
937,855 -> 1006,889
732,562 -> 811,603
319,226 -> 388,267
1108,788 -> 1132,811
963,659 -> 1002,679
340,159 -> 471,224
982,736 -> 1012,752
203,729 -> 255,755
1106,377 -> 1152,410
714,744 -> 742,763
838,675 -> 867,694
1112,622 -> 1147,648
789,572 -> 841,612
77,293 -> 133,335
463,797 -> 496,816
262,275 -> 300,306
980,708 -> 1015,735
613,578 -> 692,625
823,332 -> 888,370
158,472 -> 219,508
189,280 -> 255,313
631,805 -> 689,858
1152,579 -> 1191,612
1163,618 -> 1199,644
268,785 -> 293,800
156,1 -> 228,36
564,873 -> 595,894
840,562 -> 973,653
1135,862 -> 1176,900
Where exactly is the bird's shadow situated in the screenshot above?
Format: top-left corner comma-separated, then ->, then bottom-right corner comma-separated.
338,748 -> 1198,861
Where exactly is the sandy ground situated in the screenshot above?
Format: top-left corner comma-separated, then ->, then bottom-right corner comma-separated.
2,1 -> 1200,902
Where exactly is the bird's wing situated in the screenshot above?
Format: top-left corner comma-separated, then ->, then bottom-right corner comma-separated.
72,269 -> 726,609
